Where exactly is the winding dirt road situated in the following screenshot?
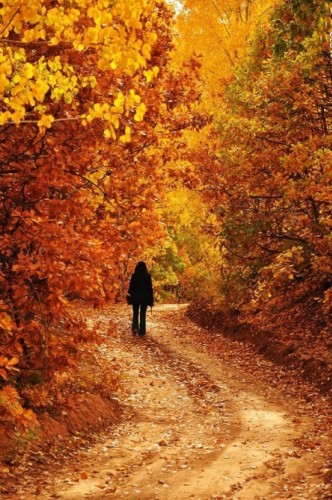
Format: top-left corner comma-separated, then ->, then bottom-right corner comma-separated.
10,304 -> 332,499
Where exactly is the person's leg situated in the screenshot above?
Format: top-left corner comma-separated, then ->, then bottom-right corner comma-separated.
138,304 -> 148,335
132,304 -> 139,333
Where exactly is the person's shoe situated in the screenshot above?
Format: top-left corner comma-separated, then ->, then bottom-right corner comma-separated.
138,332 -> 146,336
132,329 -> 138,335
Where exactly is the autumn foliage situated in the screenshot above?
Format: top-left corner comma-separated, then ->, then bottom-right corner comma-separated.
0,0 -> 331,463
0,0 -> 206,451
200,1 -> 331,314
151,0 -> 331,377
169,0 -> 331,357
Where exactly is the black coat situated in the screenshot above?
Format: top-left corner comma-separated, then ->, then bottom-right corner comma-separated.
128,272 -> 154,307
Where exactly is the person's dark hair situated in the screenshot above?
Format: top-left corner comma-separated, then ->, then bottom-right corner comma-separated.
134,261 -> 148,275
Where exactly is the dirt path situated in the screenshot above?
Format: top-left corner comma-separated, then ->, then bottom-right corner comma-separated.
9,304 -> 332,499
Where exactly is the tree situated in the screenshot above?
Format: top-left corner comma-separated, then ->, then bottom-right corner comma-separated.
0,0 -> 206,437
197,0 -> 331,326
153,0 -> 277,306
173,0 -> 276,108
150,187 -> 221,302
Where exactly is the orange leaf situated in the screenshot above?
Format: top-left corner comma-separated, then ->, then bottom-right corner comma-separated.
7,356 -> 19,367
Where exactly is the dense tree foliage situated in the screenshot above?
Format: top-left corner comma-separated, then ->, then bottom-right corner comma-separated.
149,188 -> 220,301
173,0 -> 276,107
172,0 -> 331,344
0,0 -> 205,441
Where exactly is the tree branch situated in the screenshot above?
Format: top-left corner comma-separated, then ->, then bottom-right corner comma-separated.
0,5 -> 22,38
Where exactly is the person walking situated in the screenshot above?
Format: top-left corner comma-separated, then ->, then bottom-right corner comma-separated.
127,261 -> 154,336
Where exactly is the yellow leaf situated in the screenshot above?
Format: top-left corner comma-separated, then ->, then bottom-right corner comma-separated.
0,74 -> 10,95
129,89 -> 141,103
119,126 -> 131,143
126,58 -> 139,76
134,102 -> 147,122
143,70 -> 152,83
50,36 -> 59,45
11,108 -> 25,124
84,27 -> 99,45
33,80 -> 49,102
24,63 -> 34,79
114,91 -> 125,110
142,43 -> 151,60
111,114 -> 119,129
147,32 -> 158,45
37,114 -> 54,129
